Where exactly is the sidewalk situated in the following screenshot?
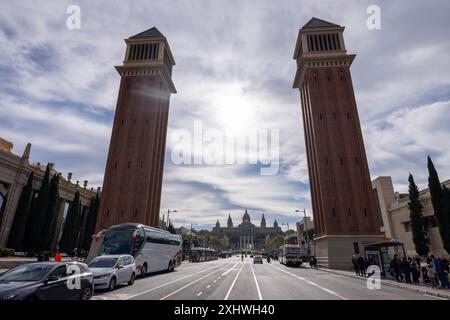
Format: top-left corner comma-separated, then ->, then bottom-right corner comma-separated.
315,266 -> 450,299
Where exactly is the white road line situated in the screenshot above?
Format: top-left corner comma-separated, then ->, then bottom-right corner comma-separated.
197,292 -> 203,296
206,285 -> 211,289
125,262 -> 228,300
213,280 -> 217,283
250,261 -> 263,300
224,263 -> 244,300
222,263 -> 239,276
160,268 -> 224,300
269,263 -> 348,300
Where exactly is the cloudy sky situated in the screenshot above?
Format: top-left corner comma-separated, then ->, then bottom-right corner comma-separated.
1,1 -> 450,230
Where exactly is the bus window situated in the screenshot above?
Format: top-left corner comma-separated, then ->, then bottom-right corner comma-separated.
131,228 -> 145,257
101,229 -> 135,255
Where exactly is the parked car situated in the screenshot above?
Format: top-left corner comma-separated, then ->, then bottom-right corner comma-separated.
253,255 -> 263,264
0,261 -> 94,300
88,255 -> 136,291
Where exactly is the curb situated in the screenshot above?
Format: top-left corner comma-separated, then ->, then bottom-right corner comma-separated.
316,267 -> 450,299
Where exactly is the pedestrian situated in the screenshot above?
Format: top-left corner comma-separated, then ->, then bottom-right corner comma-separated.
309,256 -> 314,268
410,258 -> 420,284
421,266 -> 430,284
357,255 -> 365,277
54,251 -> 62,262
364,257 -> 370,272
427,264 -> 438,289
401,257 -> 412,283
390,254 -> 401,282
352,255 -> 359,276
435,257 -> 450,289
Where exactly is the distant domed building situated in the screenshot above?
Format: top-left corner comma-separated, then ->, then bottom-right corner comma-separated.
212,209 -> 282,250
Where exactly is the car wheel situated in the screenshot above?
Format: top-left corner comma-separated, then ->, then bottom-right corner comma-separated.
128,273 -> 135,285
80,286 -> 93,300
141,264 -> 147,278
167,261 -> 173,272
108,277 -> 116,291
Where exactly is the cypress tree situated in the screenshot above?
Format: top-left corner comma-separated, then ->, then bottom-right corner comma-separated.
7,171 -> 34,250
39,174 -> 60,251
407,173 -> 430,256
427,156 -> 450,253
58,191 -> 81,254
24,164 -> 51,253
81,193 -> 100,252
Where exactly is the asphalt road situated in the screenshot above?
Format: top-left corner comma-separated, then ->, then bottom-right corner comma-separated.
92,256 -> 443,300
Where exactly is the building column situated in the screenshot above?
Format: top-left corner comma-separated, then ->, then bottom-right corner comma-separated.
0,179 -> 25,247
51,200 -> 67,251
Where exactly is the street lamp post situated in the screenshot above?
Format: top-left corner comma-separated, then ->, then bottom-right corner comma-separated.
295,209 -> 310,255
282,223 -> 290,244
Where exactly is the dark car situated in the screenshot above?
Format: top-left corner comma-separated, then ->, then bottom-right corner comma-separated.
0,261 -> 94,300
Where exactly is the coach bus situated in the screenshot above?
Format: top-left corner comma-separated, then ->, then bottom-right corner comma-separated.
189,247 -> 219,262
279,244 -> 303,267
95,223 -> 182,276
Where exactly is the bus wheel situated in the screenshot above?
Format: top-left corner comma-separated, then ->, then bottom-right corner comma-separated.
140,264 -> 147,278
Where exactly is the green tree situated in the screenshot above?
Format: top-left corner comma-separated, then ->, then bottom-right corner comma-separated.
267,234 -> 284,250
8,172 -> 34,250
24,164 -> 51,253
408,173 -> 430,256
39,174 -> 60,251
81,193 -> 100,252
427,156 -> 450,253
58,191 -> 81,255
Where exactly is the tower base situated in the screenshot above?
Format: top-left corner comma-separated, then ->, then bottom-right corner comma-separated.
314,234 -> 385,270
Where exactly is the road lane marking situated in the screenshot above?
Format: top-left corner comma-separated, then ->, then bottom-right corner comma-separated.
197,292 -> 203,296
213,280 -> 217,283
269,264 -> 348,300
250,261 -> 263,300
221,263 -> 239,276
207,285 -> 211,288
160,268 -> 224,300
224,263 -> 244,300
125,262 -> 228,300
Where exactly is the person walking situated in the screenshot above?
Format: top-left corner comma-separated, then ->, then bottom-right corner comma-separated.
410,257 -> 420,284
352,255 -> 359,276
435,257 -> 450,289
401,257 -> 412,283
427,264 -> 438,289
390,254 -> 401,282
54,251 -> 62,262
357,255 -> 366,277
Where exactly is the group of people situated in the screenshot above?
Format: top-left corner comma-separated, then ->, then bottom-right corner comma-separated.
389,254 -> 450,289
351,255 -> 370,277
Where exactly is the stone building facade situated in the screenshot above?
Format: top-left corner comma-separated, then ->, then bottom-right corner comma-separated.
0,137 -> 99,249
212,210 -> 282,250
373,176 -> 449,257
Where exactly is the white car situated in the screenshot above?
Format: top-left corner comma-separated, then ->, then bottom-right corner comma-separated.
88,255 -> 136,291
253,255 -> 263,264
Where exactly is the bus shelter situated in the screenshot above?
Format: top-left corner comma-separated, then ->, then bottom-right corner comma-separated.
364,240 -> 406,277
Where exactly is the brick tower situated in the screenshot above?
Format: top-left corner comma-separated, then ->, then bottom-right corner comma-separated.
293,18 -> 383,268
96,27 -> 176,231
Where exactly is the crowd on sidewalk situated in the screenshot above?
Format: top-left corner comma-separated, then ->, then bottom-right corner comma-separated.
351,254 -> 450,290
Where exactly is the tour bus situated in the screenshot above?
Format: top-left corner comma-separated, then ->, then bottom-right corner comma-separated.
279,244 -> 303,267
189,247 -> 219,262
94,223 -> 182,276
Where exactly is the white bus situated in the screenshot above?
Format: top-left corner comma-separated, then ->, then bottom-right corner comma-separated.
94,223 -> 182,277
279,244 -> 303,267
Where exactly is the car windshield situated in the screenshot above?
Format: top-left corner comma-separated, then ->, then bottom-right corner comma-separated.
88,257 -> 118,268
0,264 -> 53,282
